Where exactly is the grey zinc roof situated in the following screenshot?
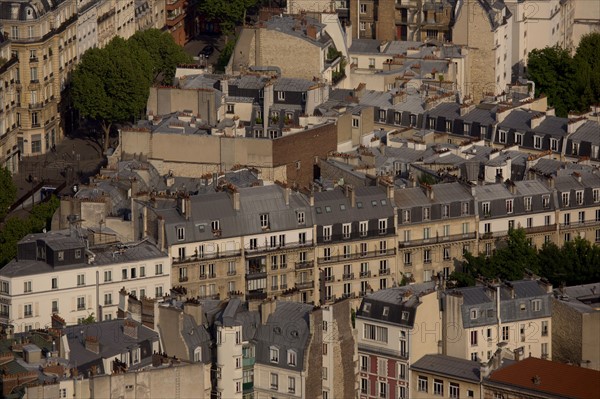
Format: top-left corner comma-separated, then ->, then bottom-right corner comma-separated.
432,182 -> 474,203
474,184 -> 512,201
313,186 -> 394,225
532,116 -> 568,137
265,15 -> 330,48
514,179 -> 552,196
273,78 -> 314,92
348,39 -> 382,54
179,75 -> 219,90
570,121 -> 600,145
360,90 -> 425,114
411,354 -> 481,382
427,102 -> 460,119
254,301 -> 314,371
554,283 -> 600,314
394,186 -> 429,208
181,314 -> 212,362
498,109 -> 535,132
463,106 -> 496,125
65,319 -> 158,374
367,282 -> 436,304
229,75 -> 268,90
456,280 -> 549,306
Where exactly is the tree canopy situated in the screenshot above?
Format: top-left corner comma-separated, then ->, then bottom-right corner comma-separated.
198,0 -> 257,34
71,32 -> 190,151
527,33 -> 600,117
449,227 -> 599,288
0,166 -> 16,220
129,29 -> 192,84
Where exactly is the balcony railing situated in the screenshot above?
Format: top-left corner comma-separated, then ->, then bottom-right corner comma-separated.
560,220 -> 598,230
343,273 -> 354,281
245,240 -> 314,255
359,271 -> 371,278
227,270 -> 237,276
295,260 -> 314,270
399,232 -> 476,248
295,281 -> 314,290
379,268 -> 390,276
318,229 -> 395,244
524,224 -> 557,234
172,249 -> 242,264
179,276 -> 188,282
318,248 -> 396,264
324,275 -> 335,282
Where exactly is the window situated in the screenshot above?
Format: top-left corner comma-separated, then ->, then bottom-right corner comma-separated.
576,190 -> 584,205
443,247 -> 451,260
550,138 -> 558,151
470,330 -> 478,346
442,204 -> 450,218
379,382 -> 388,398
131,268 -> 137,279
352,117 -> 359,128
176,227 -> 185,240
24,281 -> 32,293
506,199 -> 513,214
443,225 -> 450,237
462,202 -> 470,215
423,249 -> 431,264
562,192 -> 570,206
122,269 -> 128,280
77,296 -> 86,310
579,211 -> 585,224
502,326 -> 509,341
360,355 -> 368,371
57,251 -> 64,261
288,376 -> 296,393
363,323 -> 388,343
418,376 -> 428,392
534,136 -> 542,149
524,196 -> 532,212
155,286 -> 163,297
270,347 -> 279,363
323,226 -> 332,241
402,209 -> 411,223
361,378 -> 368,394
24,304 -> 32,317
104,293 -> 112,305
593,189 -> 599,203
564,213 -> 571,226
360,3 -> 367,13
359,221 -> 368,237
343,223 -> 351,239
260,213 -> 269,229
515,133 -> 523,145
287,349 -> 297,366
297,211 -> 305,224
77,274 -> 85,286
270,373 -> 279,390
499,130 -> 506,143
449,382 -> 460,398
140,266 -> 145,277
532,299 -> 542,312
51,277 -> 58,290
423,227 -> 431,240
52,300 -> 58,313
155,263 -> 163,275
11,26 -> 18,39
484,223 -> 491,234
226,104 -> 234,113
378,219 -> 387,234
543,195 -> 550,209
542,320 -> 548,336
423,207 -> 431,221
277,91 -> 285,101
433,379 -> 443,395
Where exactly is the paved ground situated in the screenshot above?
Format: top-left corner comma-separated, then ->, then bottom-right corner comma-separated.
11,130 -> 106,210
183,34 -> 227,70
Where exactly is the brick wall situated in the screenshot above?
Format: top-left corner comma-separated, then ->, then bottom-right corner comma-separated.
272,123 -> 338,189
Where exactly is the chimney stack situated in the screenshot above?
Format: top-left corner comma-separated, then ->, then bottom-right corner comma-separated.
123,320 -> 138,339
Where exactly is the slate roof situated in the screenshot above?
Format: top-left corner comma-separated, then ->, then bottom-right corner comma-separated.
65,319 -> 158,374
313,186 -> 394,226
569,121 -> 600,145
554,283 -> 600,314
411,354 -> 481,382
273,78 -> 315,92
254,301 -> 314,371
264,15 -> 331,48
0,0 -> 67,21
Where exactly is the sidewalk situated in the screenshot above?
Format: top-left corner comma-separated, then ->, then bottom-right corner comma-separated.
12,135 -> 105,205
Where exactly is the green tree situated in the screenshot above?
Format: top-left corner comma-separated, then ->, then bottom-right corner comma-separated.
527,46 -> 578,117
129,29 -> 192,84
216,38 -> 236,72
0,166 -> 16,220
488,228 -> 539,280
71,37 -> 153,152
80,313 -> 96,324
539,238 -> 600,286
574,33 -> 600,105
198,0 -> 257,35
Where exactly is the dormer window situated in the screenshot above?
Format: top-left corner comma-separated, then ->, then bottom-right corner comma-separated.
550,138 -> 558,151
442,204 -> 450,218
463,123 -> 470,134
506,199 -> 513,214
593,189 -> 599,203
576,190 -> 584,205
260,213 -> 269,229
297,211 -> 305,224
515,133 -> 523,146
470,309 -> 478,319
277,91 -> 285,101
402,210 -> 411,223
423,207 -> 431,221
211,220 -> 220,231
524,197 -> 532,211
287,350 -> 297,366
409,114 -> 417,127
543,195 -> 550,208
534,136 -> 542,149
177,227 -> 185,240
269,346 -> 279,363
562,192 -> 569,207
352,117 -> 359,128
498,130 -> 506,143
323,226 -> 332,241
446,120 -> 452,132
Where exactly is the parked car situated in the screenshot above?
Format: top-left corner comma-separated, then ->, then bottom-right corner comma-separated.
199,44 -> 215,57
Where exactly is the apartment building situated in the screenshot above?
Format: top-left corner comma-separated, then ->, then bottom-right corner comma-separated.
0,228 -> 171,332
165,0 -> 186,45
395,182 -> 477,284
553,171 -> 600,246
314,184 -> 397,305
135,0 -> 166,31
356,282 -> 441,399
76,0 -> 99,59
442,279 -> 553,362
0,0 -> 78,159
474,179 -> 558,251
482,356 -> 600,399
552,283 -> 600,371
0,38 -> 21,173
148,185 -> 315,302
349,0 -> 453,41
452,0 -> 513,102
410,354 -> 481,399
